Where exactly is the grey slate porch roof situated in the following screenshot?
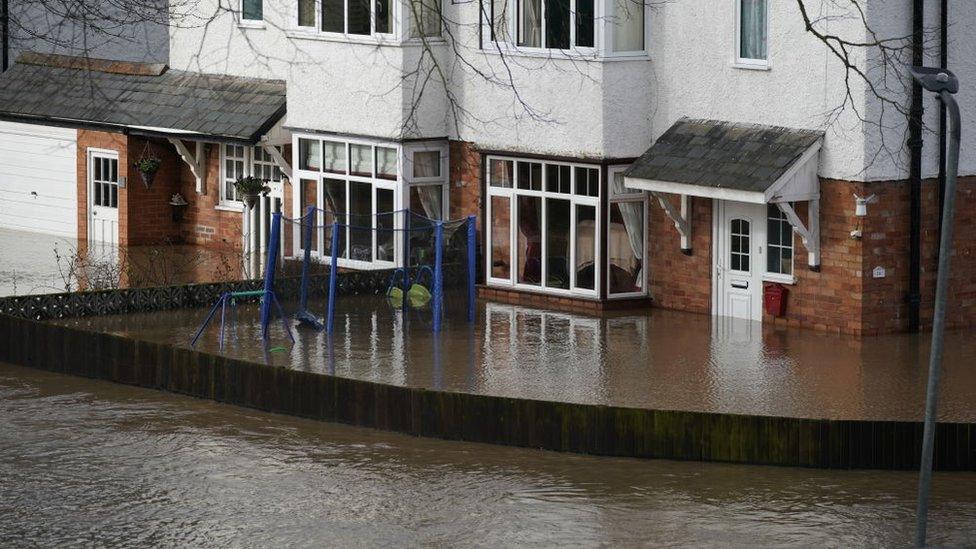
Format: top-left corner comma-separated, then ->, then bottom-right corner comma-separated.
624,118 -> 824,195
0,53 -> 286,143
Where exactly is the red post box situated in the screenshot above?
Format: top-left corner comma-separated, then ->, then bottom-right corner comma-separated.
763,283 -> 788,317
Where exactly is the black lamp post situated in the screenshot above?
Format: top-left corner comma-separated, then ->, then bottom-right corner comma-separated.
909,66 -> 960,548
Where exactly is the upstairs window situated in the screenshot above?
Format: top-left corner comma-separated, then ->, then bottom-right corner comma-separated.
736,0 -> 768,65
513,0 -> 593,49
297,0 -> 392,35
242,0 -> 263,21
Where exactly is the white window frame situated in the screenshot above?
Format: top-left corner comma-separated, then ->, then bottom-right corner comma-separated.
763,203 -> 796,284
403,143 -> 449,220
606,165 -> 648,299
293,0 -> 398,38
239,0 -> 265,27
485,155 -> 601,298
733,0 -> 770,69
219,144 -> 286,211
292,133 -> 409,271
219,144 -> 248,210
485,0 -> 600,55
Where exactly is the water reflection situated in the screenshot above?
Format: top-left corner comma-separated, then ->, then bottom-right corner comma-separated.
59,296 -> 976,422
1,363 -> 975,547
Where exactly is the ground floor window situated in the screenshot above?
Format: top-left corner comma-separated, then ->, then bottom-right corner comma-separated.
294,136 -> 448,269
766,203 -> 794,277
220,144 -> 285,207
486,155 -> 601,297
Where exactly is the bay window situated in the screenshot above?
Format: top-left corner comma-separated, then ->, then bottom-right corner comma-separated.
486,155 -> 601,296
488,0 -> 644,54
513,0 -> 593,49
294,136 -> 448,269
736,0 -> 768,65
296,0 -> 393,36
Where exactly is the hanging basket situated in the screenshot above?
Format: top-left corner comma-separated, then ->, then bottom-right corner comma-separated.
242,193 -> 260,209
139,169 -> 158,189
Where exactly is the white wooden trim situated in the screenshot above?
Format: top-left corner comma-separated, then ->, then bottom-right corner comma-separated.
651,191 -> 693,252
169,138 -> 207,194
262,141 -> 293,181
625,176 -> 766,203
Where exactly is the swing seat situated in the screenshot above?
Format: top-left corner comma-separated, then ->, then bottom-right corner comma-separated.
295,309 -> 326,330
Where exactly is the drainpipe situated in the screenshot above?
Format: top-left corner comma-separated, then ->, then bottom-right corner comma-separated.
907,0 -> 924,332
1,0 -> 9,72
937,0 -> 948,239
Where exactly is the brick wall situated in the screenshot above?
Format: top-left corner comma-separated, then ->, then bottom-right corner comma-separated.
649,178 -> 976,335
175,142 -> 243,249
76,130 -> 126,244
647,194 -> 713,314
449,140 -> 481,225
123,136 -> 182,245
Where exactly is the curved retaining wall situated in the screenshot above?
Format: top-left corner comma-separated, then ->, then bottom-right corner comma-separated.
1,313 -> 973,471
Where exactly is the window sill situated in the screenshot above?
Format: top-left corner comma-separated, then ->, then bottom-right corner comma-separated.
732,61 -> 770,71
238,20 -> 266,30
762,273 -> 796,285
216,203 -> 245,213
286,30 -> 446,47
481,43 -> 650,62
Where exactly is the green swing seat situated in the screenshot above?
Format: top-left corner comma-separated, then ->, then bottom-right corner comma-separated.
387,267 -> 433,309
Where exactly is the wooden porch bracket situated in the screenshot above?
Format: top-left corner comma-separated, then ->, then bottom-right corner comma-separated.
169,138 -> 207,195
776,199 -> 821,271
651,192 -> 693,254
262,141 -> 292,182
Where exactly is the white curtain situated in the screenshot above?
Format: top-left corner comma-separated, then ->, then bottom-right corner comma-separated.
350,144 -> 372,175
300,139 -> 321,171
739,0 -> 767,60
376,146 -> 398,179
413,151 -> 441,178
612,0 -> 643,52
414,185 -> 443,219
610,173 -> 644,289
322,141 -> 345,173
518,0 -> 541,47
613,202 -> 644,289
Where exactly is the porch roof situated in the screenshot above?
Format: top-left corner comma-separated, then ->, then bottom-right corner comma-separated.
0,52 -> 286,144
623,118 -> 824,204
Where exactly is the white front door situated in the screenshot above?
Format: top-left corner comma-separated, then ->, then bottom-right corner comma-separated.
713,200 -> 765,321
88,150 -> 120,245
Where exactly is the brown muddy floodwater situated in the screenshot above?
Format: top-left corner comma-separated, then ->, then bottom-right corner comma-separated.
61,293 -> 976,422
2,362 -> 975,547
0,227 -> 248,297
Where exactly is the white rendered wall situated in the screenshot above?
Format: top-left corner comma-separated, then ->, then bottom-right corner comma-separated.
167,0 -> 974,181
167,0 -> 448,139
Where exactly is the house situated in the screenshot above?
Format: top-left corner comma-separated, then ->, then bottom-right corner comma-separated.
0,0 -> 973,335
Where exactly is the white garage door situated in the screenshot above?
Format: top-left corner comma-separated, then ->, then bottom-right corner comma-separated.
0,121 -> 78,238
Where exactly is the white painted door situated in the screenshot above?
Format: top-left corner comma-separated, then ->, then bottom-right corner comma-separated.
713,200 -> 765,321
88,150 -> 120,245
0,122 -> 78,237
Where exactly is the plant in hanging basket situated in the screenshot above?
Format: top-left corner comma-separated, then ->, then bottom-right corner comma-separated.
233,176 -> 270,208
134,156 -> 162,188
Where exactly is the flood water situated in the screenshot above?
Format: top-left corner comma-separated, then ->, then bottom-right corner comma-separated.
2,362 -> 975,547
0,228 -> 250,297
61,294 -> 976,422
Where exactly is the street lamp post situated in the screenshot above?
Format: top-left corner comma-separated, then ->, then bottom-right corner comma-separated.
909,66 -> 960,549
